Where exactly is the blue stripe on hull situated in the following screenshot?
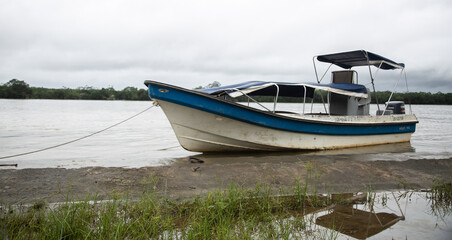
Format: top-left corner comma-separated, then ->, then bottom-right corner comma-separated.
146,83 -> 416,136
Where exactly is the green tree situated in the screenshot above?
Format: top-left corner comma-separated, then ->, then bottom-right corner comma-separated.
1,79 -> 32,99
205,81 -> 221,88
193,81 -> 222,90
137,89 -> 149,100
119,86 -> 133,100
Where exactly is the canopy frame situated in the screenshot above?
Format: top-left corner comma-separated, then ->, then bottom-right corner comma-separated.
199,81 -> 369,114
313,50 -> 411,115
315,50 -> 405,70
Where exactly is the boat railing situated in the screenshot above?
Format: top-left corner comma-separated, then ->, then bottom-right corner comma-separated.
232,83 -> 281,113
228,88 -> 273,112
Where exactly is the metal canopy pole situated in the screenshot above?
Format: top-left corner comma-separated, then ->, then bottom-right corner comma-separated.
404,70 -> 413,114
384,68 -> 404,113
313,56 -> 330,113
302,85 -> 307,114
365,52 -> 381,113
381,68 -> 404,116
369,66 -> 380,112
272,83 -> 280,113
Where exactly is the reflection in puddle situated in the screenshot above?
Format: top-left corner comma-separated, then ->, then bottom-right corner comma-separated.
315,193 -> 403,239
309,191 -> 451,239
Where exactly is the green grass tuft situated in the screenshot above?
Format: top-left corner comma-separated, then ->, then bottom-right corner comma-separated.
1,180 -> 339,239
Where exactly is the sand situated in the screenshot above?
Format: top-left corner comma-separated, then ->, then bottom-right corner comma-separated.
1,156 -> 451,204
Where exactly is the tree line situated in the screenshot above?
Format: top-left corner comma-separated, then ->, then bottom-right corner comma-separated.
1,79 -> 452,104
0,79 -> 149,101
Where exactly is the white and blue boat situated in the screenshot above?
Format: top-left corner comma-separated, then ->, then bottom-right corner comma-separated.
145,50 -> 418,152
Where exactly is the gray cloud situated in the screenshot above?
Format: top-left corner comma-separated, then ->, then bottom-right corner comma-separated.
0,0 -> 451,92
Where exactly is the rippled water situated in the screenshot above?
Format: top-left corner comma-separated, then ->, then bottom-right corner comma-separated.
0,99 -> 451,169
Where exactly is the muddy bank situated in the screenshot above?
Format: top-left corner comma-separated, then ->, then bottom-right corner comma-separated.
1,157 -> 451,204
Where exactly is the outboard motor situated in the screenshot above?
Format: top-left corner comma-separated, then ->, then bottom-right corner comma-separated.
386,101 -> 405,114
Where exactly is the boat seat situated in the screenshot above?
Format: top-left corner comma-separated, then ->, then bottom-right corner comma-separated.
329,70 -> 369,116
329,71 -> 353,115
332,70 -> 354,84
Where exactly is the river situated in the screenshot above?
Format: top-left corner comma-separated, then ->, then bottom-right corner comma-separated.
1,99 -> 451,169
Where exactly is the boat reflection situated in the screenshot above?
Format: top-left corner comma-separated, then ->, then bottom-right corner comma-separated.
315,196 -> 404,239
177,142 -> 415,165
302,142 -> 414,156
312,190 -> 452,239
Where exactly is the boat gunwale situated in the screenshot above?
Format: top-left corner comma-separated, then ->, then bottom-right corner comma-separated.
144,80 -> 418,129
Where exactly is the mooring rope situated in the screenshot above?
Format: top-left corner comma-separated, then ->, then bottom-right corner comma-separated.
0,105 -> 154,160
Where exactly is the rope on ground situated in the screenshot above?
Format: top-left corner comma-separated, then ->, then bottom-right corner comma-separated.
0,105 -> 154,160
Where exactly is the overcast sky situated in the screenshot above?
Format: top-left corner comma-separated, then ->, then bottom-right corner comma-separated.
1,0 -> 451,92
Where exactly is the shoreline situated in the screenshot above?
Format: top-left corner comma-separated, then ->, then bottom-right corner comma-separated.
1,157 -> 451,205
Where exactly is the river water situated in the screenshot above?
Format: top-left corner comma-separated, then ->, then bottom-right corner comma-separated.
0,99 -> 451,169
1,99 -> 452,238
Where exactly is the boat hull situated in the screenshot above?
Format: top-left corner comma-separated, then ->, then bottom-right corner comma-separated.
157,99 -> 413,152
145,81 -> 417,152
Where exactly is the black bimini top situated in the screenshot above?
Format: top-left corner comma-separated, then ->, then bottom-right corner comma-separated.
316,50 -> 405,70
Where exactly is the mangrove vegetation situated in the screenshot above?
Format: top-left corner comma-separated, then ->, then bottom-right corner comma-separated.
0,79 -> 148,101
1,79 -> 451,104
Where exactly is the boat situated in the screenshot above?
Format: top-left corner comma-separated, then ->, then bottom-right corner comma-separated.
144,50 -> 418,152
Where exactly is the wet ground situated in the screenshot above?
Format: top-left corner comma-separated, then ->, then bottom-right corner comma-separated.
1,156 -> 451,205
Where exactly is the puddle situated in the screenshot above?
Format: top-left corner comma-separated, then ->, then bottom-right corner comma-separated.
307,191 -> 452,239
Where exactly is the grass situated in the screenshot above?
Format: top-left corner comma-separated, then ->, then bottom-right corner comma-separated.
429,178 -> 452,219
3,164 -> 448,239
0,179 -> 340,239
431,179 -> 452,202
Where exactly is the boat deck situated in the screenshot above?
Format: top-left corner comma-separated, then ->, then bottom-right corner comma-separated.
276,112 -> 418,124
